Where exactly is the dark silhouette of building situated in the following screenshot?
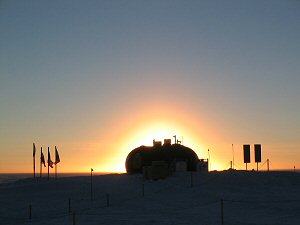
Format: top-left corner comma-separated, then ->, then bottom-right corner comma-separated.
125,139 -> 208,176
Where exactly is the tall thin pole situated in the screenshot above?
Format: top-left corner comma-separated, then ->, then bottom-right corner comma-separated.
33,143 -> 36,178
91,168 -> 93,201
267,159 -> 270,172
47,147 -> 50,181
54,146 -> 60,179
208,149 -> 210,172
33,154 -> 35,178
40,147 -> 42,178
232,144 -> 234,170
55,163 -> 57,180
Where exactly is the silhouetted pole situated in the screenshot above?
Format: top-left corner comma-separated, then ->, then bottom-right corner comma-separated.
47,147 -> 50,180
208,149 -> 210,172
256,162 -> 259,172
55,146 -> 57,179
91,168 -> 93,201
40,147 -> 42,178
54,146 -> 60,180
33,143 -> 36,178
267,159 -> 270,172
55,163 -> 57,180
40,147 -> 46,178
232,144 -> 234,170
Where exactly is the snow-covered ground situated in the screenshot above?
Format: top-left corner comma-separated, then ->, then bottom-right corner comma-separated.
0,171 -> 299,225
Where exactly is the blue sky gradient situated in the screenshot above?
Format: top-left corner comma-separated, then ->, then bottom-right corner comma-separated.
1,0 -> 299,172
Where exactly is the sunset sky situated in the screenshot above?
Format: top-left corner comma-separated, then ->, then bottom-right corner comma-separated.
1,0 -> 299,173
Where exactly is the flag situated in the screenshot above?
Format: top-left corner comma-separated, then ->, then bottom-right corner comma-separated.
41,148 -> 46,167
33,143 -> 36,157
55,146 -> 60,164
48,148 -> 54,168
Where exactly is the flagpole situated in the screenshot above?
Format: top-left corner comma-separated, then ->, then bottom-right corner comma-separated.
33,153 -> 35,178
33,143 -> 36,178
40,147 -> 42,178
55,146 -> 57,180
91,168 -> 93,201
47,147 -> 50,181
55,163 -> 57,180
54,146 -> 60,180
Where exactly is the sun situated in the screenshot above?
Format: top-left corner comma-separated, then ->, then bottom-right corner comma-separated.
92,108 -> 211,173
115,119 -> 207,165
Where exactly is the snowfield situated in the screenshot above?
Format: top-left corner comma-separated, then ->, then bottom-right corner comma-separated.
0,171 -> 299,225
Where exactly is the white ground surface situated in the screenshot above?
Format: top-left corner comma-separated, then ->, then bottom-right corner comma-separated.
0,171 -> 299,225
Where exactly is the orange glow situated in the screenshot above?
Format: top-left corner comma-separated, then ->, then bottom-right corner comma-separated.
95,118 -> 209,173
15,102 -> 252,174
85,98 -> 224,173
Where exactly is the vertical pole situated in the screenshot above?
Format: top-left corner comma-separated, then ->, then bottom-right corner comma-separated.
33,143 -> 36,178
29,204 -> 32,220
68,198 -> 71,214
106,194 -> 110,207
257,162 -> 259,172
33,156 -> 35,178
208,149 -> 210,172
47,160 -> 49,180
47,147 -> 50,181
232,144 -> 234,170
55,163 -> 57,180
221,199 -> 224,225
90,168 -> 93,201
40,147 -> 42,178
267,159 -> 270,172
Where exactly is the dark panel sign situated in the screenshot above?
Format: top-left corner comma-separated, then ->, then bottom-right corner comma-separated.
243,144 -> 251,163
254,144 -> 262,163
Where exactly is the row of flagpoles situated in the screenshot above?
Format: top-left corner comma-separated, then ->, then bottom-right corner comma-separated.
33,143 -> 60,180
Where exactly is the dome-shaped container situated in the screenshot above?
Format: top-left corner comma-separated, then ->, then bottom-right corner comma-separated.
125,144 -> 199,174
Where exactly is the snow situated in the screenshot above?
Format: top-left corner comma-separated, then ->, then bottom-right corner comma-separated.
0,171 -> 299,225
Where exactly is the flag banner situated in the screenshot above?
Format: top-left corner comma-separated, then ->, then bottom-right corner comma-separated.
55,146 -> 60,164
33,143 -> 36,157
41,151 -> 46,167
48,148 -> 54,168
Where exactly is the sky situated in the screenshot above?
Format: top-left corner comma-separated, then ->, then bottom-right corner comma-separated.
1,0 -> 299,173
